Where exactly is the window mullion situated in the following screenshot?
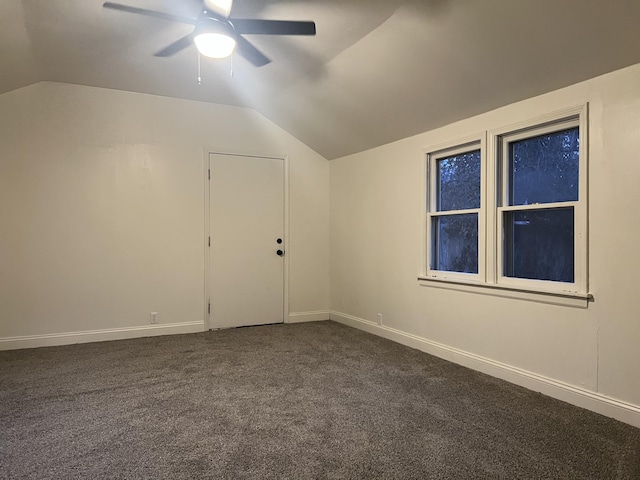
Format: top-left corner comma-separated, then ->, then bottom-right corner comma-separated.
485,132 -> 498,285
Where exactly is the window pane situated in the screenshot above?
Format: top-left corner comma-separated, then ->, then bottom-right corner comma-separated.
437,150 -> 481,211
509,127 -> 579,206
433,214 -> 478,273
504,208 -> 574,282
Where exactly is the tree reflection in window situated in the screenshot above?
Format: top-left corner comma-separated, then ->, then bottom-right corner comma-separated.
433,150 -> 481,274
504,127 -> 579,282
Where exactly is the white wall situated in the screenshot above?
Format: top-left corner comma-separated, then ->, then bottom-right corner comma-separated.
330,63 -> 640,426
0,82 -> 330,344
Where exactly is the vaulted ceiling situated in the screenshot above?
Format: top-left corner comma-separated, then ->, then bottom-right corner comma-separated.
3,0 -> 640,159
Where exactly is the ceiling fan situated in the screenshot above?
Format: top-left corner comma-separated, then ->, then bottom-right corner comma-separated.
103,0 -> 316,67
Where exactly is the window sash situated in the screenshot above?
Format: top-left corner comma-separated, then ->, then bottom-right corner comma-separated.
498,118 -> 582,209
425,137 -> 485,282
430,210 -> 480,274
497,203 -> 577,289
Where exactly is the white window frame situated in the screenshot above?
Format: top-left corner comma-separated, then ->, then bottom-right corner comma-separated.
421,105 -> 589,303
424,135 -> 486,284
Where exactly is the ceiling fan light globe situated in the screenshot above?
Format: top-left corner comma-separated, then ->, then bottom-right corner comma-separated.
194,33 -> 236,58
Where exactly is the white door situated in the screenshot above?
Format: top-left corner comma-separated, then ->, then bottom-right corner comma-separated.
209,153 -> 285,329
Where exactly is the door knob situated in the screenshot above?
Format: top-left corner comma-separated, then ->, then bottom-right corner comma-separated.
277,249 -> 285,257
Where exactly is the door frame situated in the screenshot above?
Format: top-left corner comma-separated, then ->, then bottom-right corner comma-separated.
203,149 -> 290,330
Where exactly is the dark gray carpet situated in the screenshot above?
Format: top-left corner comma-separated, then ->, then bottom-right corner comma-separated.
1,321 -> 639,479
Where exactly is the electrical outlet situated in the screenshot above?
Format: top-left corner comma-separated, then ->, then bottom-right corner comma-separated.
150,312 -> 158,324
377,313 -> 382,325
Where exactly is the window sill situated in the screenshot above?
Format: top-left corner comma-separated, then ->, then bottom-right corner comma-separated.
417,276 -> 592,308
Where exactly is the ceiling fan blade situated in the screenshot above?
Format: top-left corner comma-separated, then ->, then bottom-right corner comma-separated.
232,19 -> 316,36
234,35 -> 271,67
103,2 -> 196,25
154,34 -> 194,57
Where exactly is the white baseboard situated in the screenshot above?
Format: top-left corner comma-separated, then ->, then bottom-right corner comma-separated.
330,311 -> 640,428
287,310 -> 330,324
0,321 -> 206,351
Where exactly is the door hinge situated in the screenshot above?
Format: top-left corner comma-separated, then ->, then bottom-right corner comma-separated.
208,236 -> 211,247
208,169 -> 210,180
208,303 -> 211,314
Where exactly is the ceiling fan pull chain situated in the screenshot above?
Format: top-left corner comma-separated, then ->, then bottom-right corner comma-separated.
197,51 -> 202,85
230,54 -> 234,78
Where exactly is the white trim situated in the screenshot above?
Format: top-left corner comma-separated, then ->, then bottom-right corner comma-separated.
421,149 -> 429,275
203,149 -> 211,330
0,321 -> 206,351
418,277 -> 590,308
283,155 -> 291,324
286,311 -> 331,323
422,133 -> 486,159
489,104 -> 588,138
577,104 -> 589,294
329,311 -> 640,428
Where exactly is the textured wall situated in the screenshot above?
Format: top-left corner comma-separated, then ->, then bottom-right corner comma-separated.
330,63 -> 640,411
0,82 -> 330,338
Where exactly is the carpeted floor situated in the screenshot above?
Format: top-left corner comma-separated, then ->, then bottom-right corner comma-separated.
1,321 -> 639,479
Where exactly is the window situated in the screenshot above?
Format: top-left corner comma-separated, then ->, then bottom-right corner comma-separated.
426,141 -> 484,280
423,106 -> 588,298
498,122 -> 580,285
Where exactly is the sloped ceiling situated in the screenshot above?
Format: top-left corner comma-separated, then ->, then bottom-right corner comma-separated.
2,0 -> 640,159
